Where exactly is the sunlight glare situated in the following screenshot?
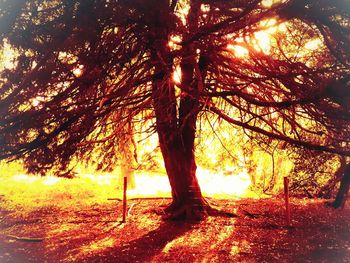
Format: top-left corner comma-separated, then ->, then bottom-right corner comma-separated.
43,176 -> 61,185
12,174 -> 39,183
262,0 -> 284,8
200,4 -> 210,13
168,35 -> 182,50
31,96 -> 45,107
73,65 -> 84,77
125,167 -> 251,199
197,167 -> 251,197
227,44 -> 249,57
261,18 -> 278,34
128,172 -> 171,197
176,2 -> 190,25
305,39 -> 322,50
254,31 -> 271,54
262,0 -> 273,7
81,173 -> 114,185
58,52 -> 78,64
173,65 -> 182,84
0,40 -> 17,70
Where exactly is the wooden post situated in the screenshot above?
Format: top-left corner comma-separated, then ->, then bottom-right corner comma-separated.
284,176 -> 291,226
122,176 -> 127,223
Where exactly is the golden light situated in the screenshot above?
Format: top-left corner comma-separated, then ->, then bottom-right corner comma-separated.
168,35 -> 182,50
176,1 -> 190,25
253,31 -> 271,54
77,237 -> 115,258
172,64 -> 182,84
31,96 -> 45,107
162,216 -> 236,255
196,167 -> 251,198
262,0 -> 284,8
261,18 -> 278,33
43,176 -> 61,185
125,167 -> 251,199
226,17 -> 289,58
31,98 -> 40,107
200,4 -> 210,14
0,39 -> 18,70
278,22 -> 288,32
12,174 -> 39,183
0,0 -> 298,216
227,44 -> 249,57
127,172 -> 171,197
305,39 -> 322,50
73,65 -> 84,77
262,0 -> 274,8
252,18 -> 280,54
58,51 -> 78,64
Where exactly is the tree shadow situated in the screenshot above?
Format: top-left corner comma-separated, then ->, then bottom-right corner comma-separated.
208,207 -> 238,218
208,199 -> 350,262
85,221 -> 194,262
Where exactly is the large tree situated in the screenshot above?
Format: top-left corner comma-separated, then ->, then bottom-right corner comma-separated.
0,0 -> 349,219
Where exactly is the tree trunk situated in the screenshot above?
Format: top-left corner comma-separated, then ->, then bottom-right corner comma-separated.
149,0 -> 208,220
332,163 -> 350,208
317,156 -> 346,198
152,60 -> 209,219
159,134 -> 208,219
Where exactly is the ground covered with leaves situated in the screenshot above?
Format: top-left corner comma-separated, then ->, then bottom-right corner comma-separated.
1,197 -> 350,262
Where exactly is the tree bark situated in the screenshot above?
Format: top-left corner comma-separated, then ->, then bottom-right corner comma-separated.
159,134 -> 208,219
332,163 -> 350,208
149,0 -> 208,220
152,61 -> 208,219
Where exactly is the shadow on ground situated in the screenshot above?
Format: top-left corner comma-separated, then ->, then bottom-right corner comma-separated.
83,221 -> 193,262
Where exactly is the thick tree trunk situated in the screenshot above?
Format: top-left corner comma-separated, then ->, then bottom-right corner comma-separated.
158,133 -> 208,220
149,0 -> 208,220
332,163 -> 350,208
152,68 -> 209,219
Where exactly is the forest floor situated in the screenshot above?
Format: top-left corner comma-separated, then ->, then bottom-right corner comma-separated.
0,196 -> 350,263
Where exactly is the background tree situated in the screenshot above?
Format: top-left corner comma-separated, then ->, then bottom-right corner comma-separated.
289,151 -> 344,197
0,0 -> 349,219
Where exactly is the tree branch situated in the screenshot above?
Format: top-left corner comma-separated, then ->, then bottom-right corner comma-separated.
209,105 -> 350,156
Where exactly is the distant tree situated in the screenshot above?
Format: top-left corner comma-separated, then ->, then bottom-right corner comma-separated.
289,151 -> 343,197
332,162 -> 350,208
0,0 -> 349,219
117,111 -> 138,189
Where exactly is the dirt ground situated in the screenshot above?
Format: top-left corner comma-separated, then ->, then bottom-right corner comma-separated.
1,197 -> 350,263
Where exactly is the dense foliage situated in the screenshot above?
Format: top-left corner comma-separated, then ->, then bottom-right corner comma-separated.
0,0 -> 349,216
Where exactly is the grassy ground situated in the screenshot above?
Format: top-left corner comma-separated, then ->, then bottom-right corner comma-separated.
0,166 -> 349,262
1,195 -> 350,262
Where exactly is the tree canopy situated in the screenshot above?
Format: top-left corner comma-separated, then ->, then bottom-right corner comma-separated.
0,0 -> 349,217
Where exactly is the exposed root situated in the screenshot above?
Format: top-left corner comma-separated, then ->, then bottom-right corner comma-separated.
163,202 -> 210,221
7,235 -> 43,242
163,201 -> 180,213
162,199 -> 237,220
206,207 -> 237,218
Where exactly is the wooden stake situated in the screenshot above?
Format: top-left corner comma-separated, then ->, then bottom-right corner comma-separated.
283,176 -> 291,226
122,176 -> 127,223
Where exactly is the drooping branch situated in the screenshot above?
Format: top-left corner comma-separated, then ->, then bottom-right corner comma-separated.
0,0 -> 349,177
209,105 -> 350,156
